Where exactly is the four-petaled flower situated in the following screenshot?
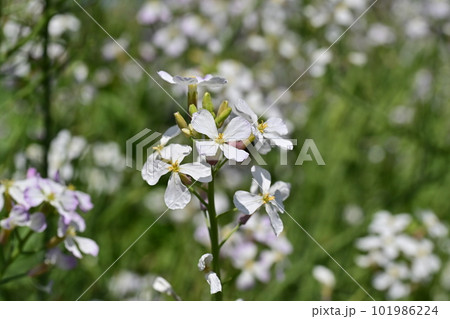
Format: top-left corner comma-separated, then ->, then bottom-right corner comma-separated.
191,109 -> 251,162
158,70 -> 227,88
57,211 -> 99,258
142,144 -> 212,209
233,99 -> 293,154
233,166 -> 290,236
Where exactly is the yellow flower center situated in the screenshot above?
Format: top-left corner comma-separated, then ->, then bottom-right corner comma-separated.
47,193 -> 56,201
262,193 -> 275,204
215,133 -> 225,144
67,226 -> 77,237
168,161 -> 180,173
257,121 -> 268,133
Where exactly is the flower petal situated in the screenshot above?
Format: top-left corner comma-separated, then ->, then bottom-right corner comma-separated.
164,173 -> 191,210
160,144 -> 192,163
251,166 -> 272,193
191,109 -> 218,139
195,140 -> 219,157
198,76 -> 227,87
198,253 -> 213,271
263,133 -> 293,150
206,272 -> 222,294
173,75 -> 198,85
160,125 -> 180,146
265,203 -> 284,236
233,191 -> 263,215
221,144 -> 249,162
157,70 -> 175,84
74,236 -> 99,257
141,154 -> 170,185
179,163 -> 212,182
24,187 -> 45,208
75,191 -> 94,212
28,212 -> 47,232
65,237 -> 82,259
265,118 -> 289,135
233,99 -> 258,123
269,181 -> 291,201
222,117 -> 251,141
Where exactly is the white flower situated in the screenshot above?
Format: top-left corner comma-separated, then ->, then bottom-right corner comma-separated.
158,71 -> 227,88
229,243 -> 272,290
233,166 -> 290,236
153,276 -> 173,295
369,211 -> 411,235
313,265 -> 336,288
409,239 -> 441,282
198,253 -> 222,294
373,262 -> 410,299
420,210 -> 448,238
141,144 -> 212,209
48,14 -> 80,37
191,109 -> 251,162
233,99 -> 293,154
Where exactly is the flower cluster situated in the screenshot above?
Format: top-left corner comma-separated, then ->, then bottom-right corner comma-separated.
141,70 -> 293,297
15,129 -> 126,195
0,168 -> 98,274
356,210 -> 448,299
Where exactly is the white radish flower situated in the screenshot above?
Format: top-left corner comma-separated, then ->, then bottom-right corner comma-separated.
141,144 -> 212,210
233,166 -> 290,236
369,211 -> 411,235
198,253 -> 222,294
420,210 -> 448,238
373,262 -> 410,299
158,70 -> 227,88
191,109 -> 251,162
233,99 -> 293,154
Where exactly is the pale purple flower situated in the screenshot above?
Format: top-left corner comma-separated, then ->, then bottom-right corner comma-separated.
191,109 -> 251,162
58,212 -> 99,258
24,177 -> 78,217
0,205 -> 46,232
45,247 -> 77,270
231,243 -> 273,290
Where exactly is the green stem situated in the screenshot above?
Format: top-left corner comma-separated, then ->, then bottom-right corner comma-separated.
207,169 -> 222,301
219,224 -> 240,249
42,0 -> 52,178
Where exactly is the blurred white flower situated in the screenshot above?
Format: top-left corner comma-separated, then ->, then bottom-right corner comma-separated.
313,265 -> 336,288
373,262 -> 410,299
420,210 -> 448,238
48,14 -> 80,37
158,71 -> 227,88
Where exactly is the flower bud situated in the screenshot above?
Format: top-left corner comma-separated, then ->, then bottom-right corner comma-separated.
215,106 -> 232,128
202,92 -> 215,115
179,173 -> 192,186
181,128 -> 192,138
188,84 -> 198,108
174,112 -> 188,129
189,104 -> 198,115
217,100 -> 228,116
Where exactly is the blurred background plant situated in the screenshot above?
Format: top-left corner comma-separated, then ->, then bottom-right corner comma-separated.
1,0 -> 450,300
